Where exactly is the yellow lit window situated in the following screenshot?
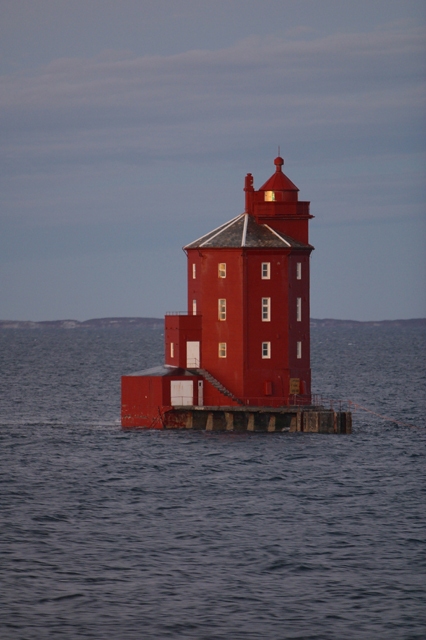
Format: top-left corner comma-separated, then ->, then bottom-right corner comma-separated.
218,263 -> 226,278
219,342 -> 227,358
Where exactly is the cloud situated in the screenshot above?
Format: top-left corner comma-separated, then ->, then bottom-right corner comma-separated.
0,20 -> 425,237
1,22 -> 424,167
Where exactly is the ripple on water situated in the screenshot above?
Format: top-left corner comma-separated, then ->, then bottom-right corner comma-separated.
0,326 -> 425,639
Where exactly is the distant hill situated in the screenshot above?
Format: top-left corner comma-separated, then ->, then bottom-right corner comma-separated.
0,317 -> 425,329
0,317 -> 164,329
310,318 -> 426,327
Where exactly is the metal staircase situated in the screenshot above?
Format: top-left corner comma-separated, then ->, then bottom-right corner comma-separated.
196,369 -> 244,405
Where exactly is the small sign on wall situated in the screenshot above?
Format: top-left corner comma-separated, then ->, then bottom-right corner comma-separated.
289,378 -> 300,395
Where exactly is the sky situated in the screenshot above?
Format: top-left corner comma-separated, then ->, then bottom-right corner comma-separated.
1,0 -> 425,321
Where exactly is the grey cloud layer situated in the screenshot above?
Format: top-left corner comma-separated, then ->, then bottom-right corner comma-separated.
2,23 -> 424,170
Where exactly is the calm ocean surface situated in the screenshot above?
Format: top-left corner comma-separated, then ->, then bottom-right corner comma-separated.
1,325 -> 425,639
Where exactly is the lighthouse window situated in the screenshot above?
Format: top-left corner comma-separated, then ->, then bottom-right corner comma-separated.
218,263 -> 226,278
264,191 -> 275,202
261,262 -> 270,279
218,342 -> 227,358
297,298 -> 302,322
170,342 -> 174,358
192,264 -> 196,279
192,300 -> 197,315
296,262 -> 302,280
262,297 -> 271,322
297,341 -> 302,359
218,298 -> 226,321
262,342 -> 271,359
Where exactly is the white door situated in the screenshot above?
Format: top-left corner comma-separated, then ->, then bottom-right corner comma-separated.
170,380 -> 193,406
186,341 -> 200,368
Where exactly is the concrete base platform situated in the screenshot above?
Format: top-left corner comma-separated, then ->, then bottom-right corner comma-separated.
163,406 -> 352,434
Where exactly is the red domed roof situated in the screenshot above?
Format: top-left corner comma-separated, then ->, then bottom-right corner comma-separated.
259,157 -> 299,192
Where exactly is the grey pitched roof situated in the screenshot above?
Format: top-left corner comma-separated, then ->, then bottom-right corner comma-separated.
125,366 -> 198,377
184,214 -> 311,249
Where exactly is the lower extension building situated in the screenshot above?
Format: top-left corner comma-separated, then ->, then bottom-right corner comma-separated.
121,156 -> 352,433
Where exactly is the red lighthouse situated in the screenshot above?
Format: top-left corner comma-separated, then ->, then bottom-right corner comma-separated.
121,157 -> 351,433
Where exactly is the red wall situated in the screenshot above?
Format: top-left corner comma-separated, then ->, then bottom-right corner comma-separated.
244,249 -> 290,400
165,314 -> 202,368
121,373 -> 203,428
287,252 -> 311,395
250,182 -> 312,244
202,379 -> 241,407
187,244 -> 311,404
188,248 -> 245,395
253,215 -> 311,245
121,376 -> 165,428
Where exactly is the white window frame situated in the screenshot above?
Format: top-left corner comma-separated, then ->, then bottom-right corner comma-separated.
296,262 -> 302,280
297,297 -> 302,322
192,300 -> 197,316
218,263 -> 226,278
261,262 -> 270,279
170,342 -> 174,358
218,342 -> 227,358
262,342 -> 271,359
218,298 -> 226,321
297,341 -> 302,359
262,297 -> 271,322
192,263 -> 196,279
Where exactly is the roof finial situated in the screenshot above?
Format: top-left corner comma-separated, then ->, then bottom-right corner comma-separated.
274,151 -> 284,172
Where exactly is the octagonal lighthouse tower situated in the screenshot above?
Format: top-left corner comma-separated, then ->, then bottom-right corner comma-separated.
121,157 -> 352,433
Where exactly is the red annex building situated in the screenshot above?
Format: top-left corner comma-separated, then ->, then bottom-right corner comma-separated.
121,157 -> 351,432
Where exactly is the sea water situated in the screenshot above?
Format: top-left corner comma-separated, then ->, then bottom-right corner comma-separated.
0,325 -> 425,639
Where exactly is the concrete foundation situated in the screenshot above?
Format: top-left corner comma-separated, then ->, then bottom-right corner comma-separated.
162,406 -> 352,434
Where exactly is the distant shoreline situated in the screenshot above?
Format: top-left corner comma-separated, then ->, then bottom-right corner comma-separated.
310,318 -> 426,327
0,317 -> 425,329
